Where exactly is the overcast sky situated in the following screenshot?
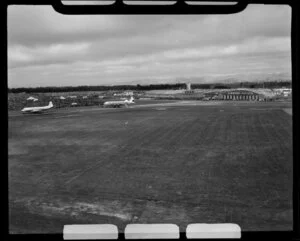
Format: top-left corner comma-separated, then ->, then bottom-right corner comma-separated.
8,4 -> 291,88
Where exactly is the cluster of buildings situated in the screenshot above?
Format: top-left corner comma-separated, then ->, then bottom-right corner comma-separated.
183,82 -> 292,101
273,88 -> 292,97
24,94 -> 107,109
113,91 -> 134,97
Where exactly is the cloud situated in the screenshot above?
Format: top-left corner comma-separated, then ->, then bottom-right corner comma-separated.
7,4 -> 291,87
8,42 -> 90,68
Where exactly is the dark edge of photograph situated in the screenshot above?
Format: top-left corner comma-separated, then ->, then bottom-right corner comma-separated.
3,0 -> 300,240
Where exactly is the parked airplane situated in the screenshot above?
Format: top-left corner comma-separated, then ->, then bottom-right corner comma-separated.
21,101 -> 54,114
103,96 -> 135,108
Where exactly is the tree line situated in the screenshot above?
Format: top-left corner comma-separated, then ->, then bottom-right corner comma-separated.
8,81 -> 291,93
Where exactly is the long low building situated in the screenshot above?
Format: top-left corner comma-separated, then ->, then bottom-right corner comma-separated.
205,90 -> 264,101
222,90 -> 260,101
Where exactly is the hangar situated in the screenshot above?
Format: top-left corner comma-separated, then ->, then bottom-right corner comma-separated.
221,90 -> 261,101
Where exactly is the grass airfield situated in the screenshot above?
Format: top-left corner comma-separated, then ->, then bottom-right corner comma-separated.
8,100 -> 293,233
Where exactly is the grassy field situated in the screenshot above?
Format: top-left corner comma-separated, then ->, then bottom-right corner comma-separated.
8,100 -> 293,233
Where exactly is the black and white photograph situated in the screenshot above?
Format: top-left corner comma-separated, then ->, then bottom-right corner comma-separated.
8,3 -> 293,234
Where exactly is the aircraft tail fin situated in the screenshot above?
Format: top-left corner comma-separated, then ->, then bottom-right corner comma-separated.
49,101 -> 53,107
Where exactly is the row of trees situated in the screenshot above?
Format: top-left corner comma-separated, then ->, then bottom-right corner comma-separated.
8,81 -> 291,93
8,84 -> 186,93
193,81 -> 292,89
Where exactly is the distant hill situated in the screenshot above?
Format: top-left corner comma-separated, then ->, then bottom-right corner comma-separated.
123,72 -> 291,85
180,72 -> 291,84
